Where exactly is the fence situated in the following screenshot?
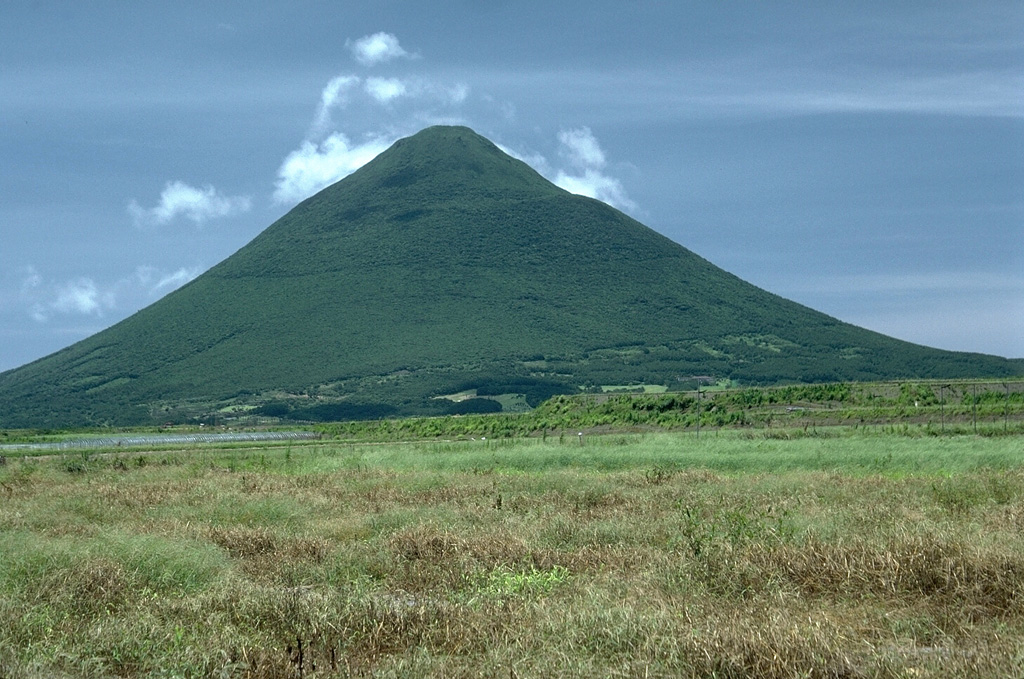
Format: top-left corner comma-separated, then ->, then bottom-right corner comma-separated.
0,430 -> 320,453
576,379 -> 1024,434
707,379 -> 1024,433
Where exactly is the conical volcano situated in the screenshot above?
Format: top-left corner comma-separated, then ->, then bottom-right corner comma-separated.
1,126 -> 1020,426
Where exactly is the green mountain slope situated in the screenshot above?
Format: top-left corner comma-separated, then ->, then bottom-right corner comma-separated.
1,126 -> 1020,426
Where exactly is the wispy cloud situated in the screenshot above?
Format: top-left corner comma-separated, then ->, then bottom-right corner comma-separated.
347,32 -> 412,66
783,271 -> 1024,297
477,62 -> 1023,123
558,128 -> 606,168
19,265 -> 201,323
498,129 -> 638,213
311,75 -> 361,137
25,277 -> 113,321
497,144 -> 552,175
275,33 -> 637,215
273,133 -> 392,204
551,127 -> 636,212
447,83 -> 470,105
364,77 -> 407,104
51,278 -> 111,316
128,181 -> 251,227
133,265 -> 202,295
554,170 -> 636,212
694,70 -> 1024,118
17,266 -> 98,322
274,32 -> 470,205
19,265 -> 42,295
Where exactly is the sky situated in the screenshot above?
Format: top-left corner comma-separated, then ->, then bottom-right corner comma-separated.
1,1 -> 1022,373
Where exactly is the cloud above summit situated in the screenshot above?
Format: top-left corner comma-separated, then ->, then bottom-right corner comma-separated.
347,32 -> 413,66
273,32 -> 469,204
273,32 -> 637,213
310,75 -> 361,137
364,77 -> 408,104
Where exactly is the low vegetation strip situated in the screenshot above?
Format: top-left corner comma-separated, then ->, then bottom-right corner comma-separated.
1,433 -> 1022,677
0,430 -> 319,453
311,379 -> 1024,442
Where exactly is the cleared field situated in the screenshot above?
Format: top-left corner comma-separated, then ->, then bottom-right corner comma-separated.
1,433 -> 1022,677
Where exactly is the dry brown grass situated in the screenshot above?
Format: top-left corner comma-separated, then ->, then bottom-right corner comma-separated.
1,438 -> 1023,677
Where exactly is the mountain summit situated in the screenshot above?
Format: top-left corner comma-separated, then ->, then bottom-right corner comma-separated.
1,126 -> 1020,426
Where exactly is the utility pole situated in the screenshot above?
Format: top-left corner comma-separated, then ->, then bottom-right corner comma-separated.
1007,383 -> 1011,432
973,383 -> 977,434
940,384 -> 946,435
696,386 -> 701,439
691,376 -> 713,439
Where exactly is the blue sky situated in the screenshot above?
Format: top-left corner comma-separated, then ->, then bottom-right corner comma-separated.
1,1 -> 1022,372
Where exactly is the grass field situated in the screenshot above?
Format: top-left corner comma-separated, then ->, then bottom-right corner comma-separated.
2,432 -> 1023,677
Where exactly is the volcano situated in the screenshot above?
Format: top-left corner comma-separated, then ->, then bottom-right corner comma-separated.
1,126 -> 1020,426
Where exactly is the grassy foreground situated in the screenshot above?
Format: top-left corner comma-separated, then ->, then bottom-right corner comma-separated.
2,433 -> 1023,677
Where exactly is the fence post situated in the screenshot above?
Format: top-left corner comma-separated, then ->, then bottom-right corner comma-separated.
940,384 -> 945,435
695,387 -> 701,440
1007,383 -> 1011,432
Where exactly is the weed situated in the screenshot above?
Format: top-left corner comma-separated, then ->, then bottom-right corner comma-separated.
464,564 -> 570,603
62,451 -> 91,474
643,465 -> 676,485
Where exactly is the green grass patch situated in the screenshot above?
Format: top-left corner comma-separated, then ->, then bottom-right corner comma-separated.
600,384 -> 668,393
1,432 -> 1022,677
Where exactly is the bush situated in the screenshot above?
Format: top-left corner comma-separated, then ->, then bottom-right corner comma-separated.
255,402 -> 291,417
445,398 -> 503,415
289,402 -> 398,422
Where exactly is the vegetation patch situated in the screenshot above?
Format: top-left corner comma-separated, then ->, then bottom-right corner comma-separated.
1,432 -> 1022,676
600,384 -> 668,393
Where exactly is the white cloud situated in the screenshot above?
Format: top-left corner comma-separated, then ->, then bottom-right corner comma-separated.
273,132 -> 392,204
19,265 -> 203,323
498,132 -> 638,212
364,77 -> 407,104
21,275 -> 108,322
152,267 -> 201,294
308,74 -> 466,138
129,181 -> 251,227
311,75 -> 361,137
134,265 -> 201,295
551,127 -> 636,212
273,35 -> 478,207
498,144 -> 552,175
348,32 -> 411,66
554,169 -> 635,211
51,278 -> 112,317
558,127 -> 606,169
